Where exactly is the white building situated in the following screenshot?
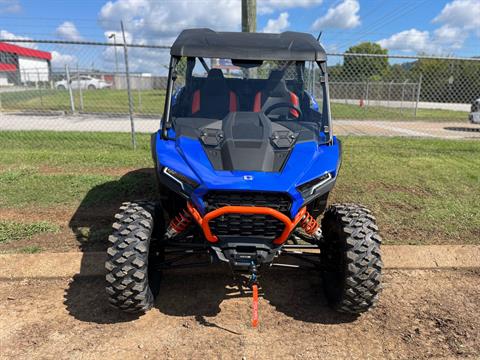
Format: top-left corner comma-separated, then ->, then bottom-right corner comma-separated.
0,42 -> 51,86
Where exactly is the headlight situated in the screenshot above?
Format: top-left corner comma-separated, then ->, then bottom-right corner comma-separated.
162,167 -> 200,191
296,173 -> 332,196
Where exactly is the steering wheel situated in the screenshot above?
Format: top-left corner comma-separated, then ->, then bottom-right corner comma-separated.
263,102 -> 303,120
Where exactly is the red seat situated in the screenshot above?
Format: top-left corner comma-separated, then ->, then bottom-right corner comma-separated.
191,69 -> 238,119
253,70 -> 299,119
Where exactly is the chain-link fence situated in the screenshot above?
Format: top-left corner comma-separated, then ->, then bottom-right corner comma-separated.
1,39 -> 479,146
314,53 -> 480,123
0,39 -> 170,117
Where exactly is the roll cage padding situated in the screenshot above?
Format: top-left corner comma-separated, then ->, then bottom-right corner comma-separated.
190,68 -> 238,119
253,70 -> 300,119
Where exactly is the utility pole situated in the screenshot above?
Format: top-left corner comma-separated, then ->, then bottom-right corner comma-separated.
242,0 -> 256,78
121,21 -> 136,150
242,0 -> 256,33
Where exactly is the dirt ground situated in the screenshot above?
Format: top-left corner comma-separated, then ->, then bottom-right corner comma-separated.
1,268 -> 479,359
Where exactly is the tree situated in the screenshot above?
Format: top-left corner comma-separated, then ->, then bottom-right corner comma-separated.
343,42 -> 388,81
411,58 -> 480,103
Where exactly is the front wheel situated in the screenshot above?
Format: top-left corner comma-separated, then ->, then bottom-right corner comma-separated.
105,201 -> 162,313
320,203 -> 383,314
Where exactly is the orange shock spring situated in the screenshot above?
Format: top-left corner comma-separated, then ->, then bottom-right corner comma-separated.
166,208 -> 193,238
299,210 -> 320,235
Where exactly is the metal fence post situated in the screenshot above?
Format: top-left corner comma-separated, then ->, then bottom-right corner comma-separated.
65,65 -> 75,113
121,21 -> 137,150
400,80 -> 408,114
364,80 -> 370,111
388,80 -> 393,108
410,82 -> 416,116
414,74 -> 422,118
37,69 -> 44,110
77,65 -> 84,112
138,85 -> 143,113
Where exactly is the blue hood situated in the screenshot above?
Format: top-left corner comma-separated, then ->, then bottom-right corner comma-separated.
154,131 -> 341,217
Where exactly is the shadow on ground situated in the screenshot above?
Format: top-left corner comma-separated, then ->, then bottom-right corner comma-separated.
64,168 -> 158,323
64,168 -> 355,325
444,126 -> 480,133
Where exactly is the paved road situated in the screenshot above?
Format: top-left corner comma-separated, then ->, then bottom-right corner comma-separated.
334,119 -> 480,139
1,113 -> 479,139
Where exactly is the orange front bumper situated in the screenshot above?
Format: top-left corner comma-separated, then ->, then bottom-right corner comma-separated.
187,202 -> 306,245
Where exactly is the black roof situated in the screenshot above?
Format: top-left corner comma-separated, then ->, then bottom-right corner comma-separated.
171,29 -> 326,61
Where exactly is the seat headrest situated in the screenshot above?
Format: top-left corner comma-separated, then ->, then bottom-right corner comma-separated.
207,68 -> 225,80
202,68 -> 229,96
268,70 -> 284,81
264,70 -> 289,97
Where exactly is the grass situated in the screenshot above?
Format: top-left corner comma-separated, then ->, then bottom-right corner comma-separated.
18,246 -> 42,254
333,137 -> 480,244
1,88 -> 467,122
0,170 -> 117,208
0,131 -> 478,248
331,102 -> 468,122
0,221 -> 59,244
1,89 -> 166,115
0,131 -> 152,170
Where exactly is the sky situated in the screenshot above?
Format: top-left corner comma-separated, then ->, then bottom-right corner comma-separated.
0,0 -> 479,71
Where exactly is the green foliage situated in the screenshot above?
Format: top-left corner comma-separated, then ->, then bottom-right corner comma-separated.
343,42 -> 389,81
328,41 -> 480,104
410,58 -> 480,103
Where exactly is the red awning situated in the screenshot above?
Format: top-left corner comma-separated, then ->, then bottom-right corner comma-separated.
0,42 -> 51,60
0,63 -> 17,72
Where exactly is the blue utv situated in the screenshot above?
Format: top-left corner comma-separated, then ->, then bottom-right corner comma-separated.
106,29 -> 382,319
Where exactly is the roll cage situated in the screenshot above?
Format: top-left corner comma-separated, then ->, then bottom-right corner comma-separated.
161,57 -> 333,143
160,29 -> 333,144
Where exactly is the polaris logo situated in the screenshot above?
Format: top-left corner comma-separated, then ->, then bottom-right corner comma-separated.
243,175 -> 254,181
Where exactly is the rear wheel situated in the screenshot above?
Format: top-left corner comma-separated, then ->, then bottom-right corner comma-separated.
88,84 -> 96,90
105,201 -> 163,313
320,203 -> 382,314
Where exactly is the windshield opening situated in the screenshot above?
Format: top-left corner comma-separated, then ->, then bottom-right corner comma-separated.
163,56 -> 331,144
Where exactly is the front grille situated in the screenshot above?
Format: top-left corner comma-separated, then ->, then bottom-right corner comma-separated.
203,191 -> 291,239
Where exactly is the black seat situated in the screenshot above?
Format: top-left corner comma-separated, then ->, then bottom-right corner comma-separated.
191,68 -> 237,119
253,70 -> 299,119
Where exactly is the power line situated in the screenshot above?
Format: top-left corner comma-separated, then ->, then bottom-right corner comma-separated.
336,0 -> 431,49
